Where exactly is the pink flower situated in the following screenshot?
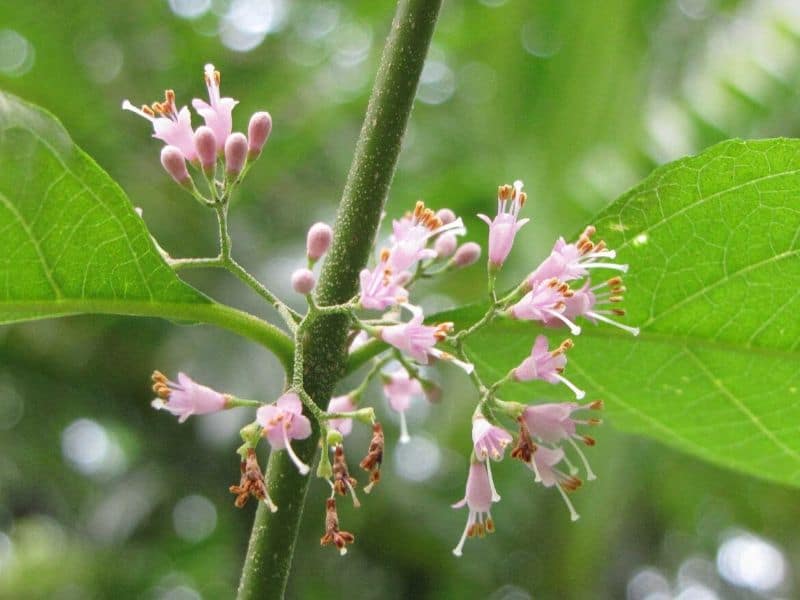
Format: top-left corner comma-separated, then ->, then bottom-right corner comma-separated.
528,445 -> 582,521
550,279 -> 640,336
478,180 -> 529,267
192,63 -> 238,153
514,335 -> 585,399
472,417 -> 513,461
522,400 -> 602,481
378,305 -> 448,365
510,278 -> 582,335
359,249 -> 409,310
327,395 -> 357,437
379,306 -> 474,372
382,368 -> 424,443
452,461 -> 497,557
123,90 -> 197,160
256,392 -> 312,475
528,226 -> 628,285
150,371 -> 227,423
389,202 -> 465,272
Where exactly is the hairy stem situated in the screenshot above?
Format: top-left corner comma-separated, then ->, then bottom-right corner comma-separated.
235,1 -> 442,598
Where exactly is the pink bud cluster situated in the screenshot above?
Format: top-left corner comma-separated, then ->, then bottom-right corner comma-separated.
123,64 -> 272,187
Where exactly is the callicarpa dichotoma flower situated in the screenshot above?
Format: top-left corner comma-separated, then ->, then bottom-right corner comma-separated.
256,393 -> 312,475
382,368 -> 424,444
529,445 -> 583,522
528,225 -> 628,285
553,278 -> 640,336
477,180 -> 529,268
472,416 -> 513,462
389,201 -> 465,271
327,394 -> 357,436
522,400 -> 603,481
150,371 -> 228,422
359,422 -> 385,493
123,90 -> 197,160
331,444 -> 360,507
510,277 -> 582,335
452,460 -> 497,557
359,248 -> 410,311
192,63 -> 238,152
513,335 -> 585,399
320,497 -> 355,556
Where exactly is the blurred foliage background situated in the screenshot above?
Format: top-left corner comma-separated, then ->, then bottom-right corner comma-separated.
2,0 -> 800,598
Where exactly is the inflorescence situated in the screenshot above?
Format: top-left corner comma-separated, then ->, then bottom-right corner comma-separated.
131,64 -> 639,558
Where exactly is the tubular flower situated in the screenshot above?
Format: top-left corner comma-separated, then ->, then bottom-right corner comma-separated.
379,305 -> 473,372
123,90 -> 197,160
229,448 -> 277,512
359,248 -> 410,310
552,278 -> 640,336
382,368 -> 424,443
452,461 -> 497,557
150,371 -> 227,422
477,180 -> 529,268
529,446 -> 583,522
192,63 -> 238,152
510,278 -> 582,335
471,416 -> 512,502
513,335 -> 585,399
389,201 -> 465,271
320,497 -> 355,556
327,394 -> 357,437
522,401 -> 602,481
256,392 -> 312,475
528,226 -> 628,285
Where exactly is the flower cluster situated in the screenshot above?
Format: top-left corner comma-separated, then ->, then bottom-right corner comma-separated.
134,63 -> 638,560
123,64 -> 271,199
450,183 -> 638,556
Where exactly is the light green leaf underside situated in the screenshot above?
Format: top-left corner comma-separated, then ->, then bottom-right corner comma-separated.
0,92 -> 293,367
447,138 -> 800,487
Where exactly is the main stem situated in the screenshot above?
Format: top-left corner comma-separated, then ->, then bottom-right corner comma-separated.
236,1 -> 442,598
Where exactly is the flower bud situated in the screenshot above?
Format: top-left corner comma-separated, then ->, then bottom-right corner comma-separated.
436,208 -> 456,225
160,145 -> 191,187
452,242 -> 482,268
224,132 -> 248,178
306,222 -> 333,260
434,233 -> 457,258
291,268 -> 316,295
194,126 -> 217,174
247,111 -> 272,159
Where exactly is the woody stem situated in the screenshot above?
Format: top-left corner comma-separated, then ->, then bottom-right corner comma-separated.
235,2 -> 443,598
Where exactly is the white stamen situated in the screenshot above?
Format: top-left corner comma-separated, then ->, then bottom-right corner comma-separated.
204,63 -> 220,104
562,453 -> 579,476
346,481 -> 361,508
485,459 -> 501,503
398,411 -> 411,444
584,249 -> 616,260
282,424 -> 310,475
568,437 -> 597,481
554,374 -> 586,400
263,497 -> 278,513
151,398 -> 167,410
452,512 -> 475,557
580,261 -> 628,273
556,484 -> 580,522
528,454 -> 542,483
339,547 -> 348,556
122,100 -> 155,122
544,309 -> 582,335
429,348 -> 474,373
588,311 -> 640,336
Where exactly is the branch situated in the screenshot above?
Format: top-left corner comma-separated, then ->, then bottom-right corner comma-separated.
236,1 -> 443,598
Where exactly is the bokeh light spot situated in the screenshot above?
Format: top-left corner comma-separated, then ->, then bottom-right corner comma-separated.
172,495 -> 218,542
0,30 -> 34,77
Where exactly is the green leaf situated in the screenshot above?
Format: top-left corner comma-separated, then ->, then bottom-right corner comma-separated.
448,138 -> 800,487
0,91 -> 292,368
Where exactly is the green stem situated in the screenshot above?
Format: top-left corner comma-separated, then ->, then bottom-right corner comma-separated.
0,299 -> 294,371
236,1 -> 442,597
